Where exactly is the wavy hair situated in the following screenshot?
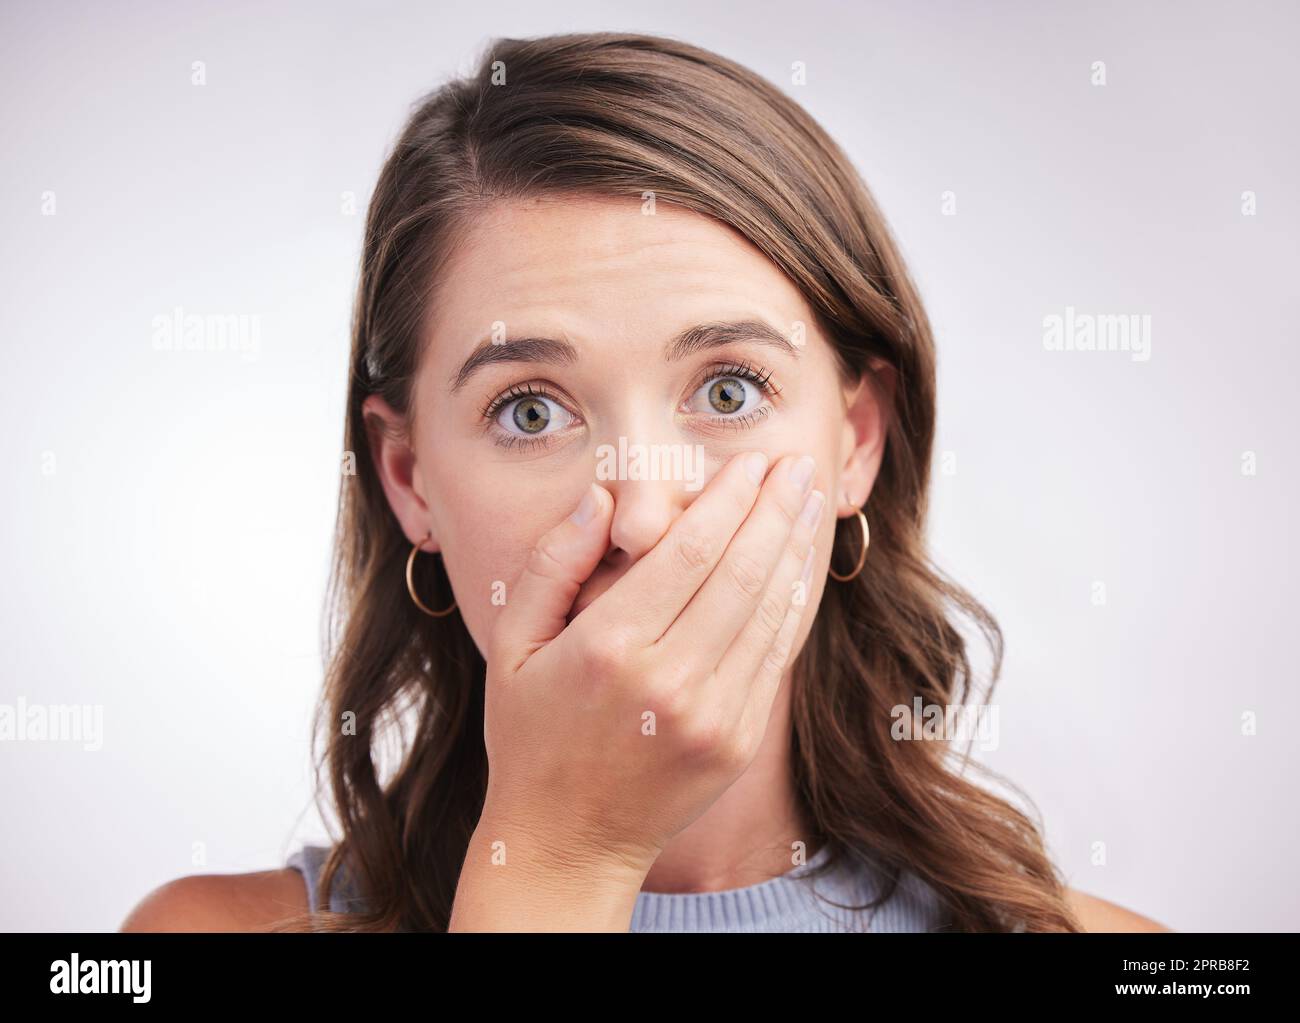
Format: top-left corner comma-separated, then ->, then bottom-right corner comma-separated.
273,31 -> 1082,933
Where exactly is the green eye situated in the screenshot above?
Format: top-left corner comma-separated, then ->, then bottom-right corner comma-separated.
512,396 -> 551,433
687,366 -> 770,419
488,387 -> 574,444
708,378 -> 746,414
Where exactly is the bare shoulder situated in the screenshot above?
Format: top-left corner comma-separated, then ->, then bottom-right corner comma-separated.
119,867 -> 309,932
1065,887 -> 1173,932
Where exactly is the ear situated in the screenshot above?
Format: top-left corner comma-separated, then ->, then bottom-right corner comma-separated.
836,358 -> 896,518
361,393 -> 441,552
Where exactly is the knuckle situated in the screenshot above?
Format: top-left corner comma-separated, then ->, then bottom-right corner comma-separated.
526,536 -> 570,581
654,676 -> 693,725
655,655 -> 695,697
679,709 -> 732,763
725,550 -> 768,601
761,627 -> 797,676
754,587 -> 790,637
671,529 -> 717,573
775,491 -> 802,527
579,628 -> 636,676
721,726 -> 755,771
728,479 -> 756,517
688,717 -> 751,773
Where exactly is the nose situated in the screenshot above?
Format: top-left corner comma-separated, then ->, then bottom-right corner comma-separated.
594,418 -> 716,569
604,473 -> 685,566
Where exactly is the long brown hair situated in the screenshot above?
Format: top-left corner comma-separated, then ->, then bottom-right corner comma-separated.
275,30 -> 1082,933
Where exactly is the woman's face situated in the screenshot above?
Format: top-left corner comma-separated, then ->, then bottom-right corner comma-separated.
367,194 -> 887,669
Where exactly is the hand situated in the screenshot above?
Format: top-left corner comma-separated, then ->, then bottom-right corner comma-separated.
479,450 -> 824,876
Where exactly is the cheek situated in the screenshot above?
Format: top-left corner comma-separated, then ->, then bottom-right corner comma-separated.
768,414 -> 840,614
757,414 -> 843,542
435,468 -> 594,648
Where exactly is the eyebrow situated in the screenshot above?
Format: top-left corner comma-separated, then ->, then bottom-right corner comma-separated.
448,319 -> 800,393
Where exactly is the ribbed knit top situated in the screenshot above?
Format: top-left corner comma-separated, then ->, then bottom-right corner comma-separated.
285,841 -> 950,932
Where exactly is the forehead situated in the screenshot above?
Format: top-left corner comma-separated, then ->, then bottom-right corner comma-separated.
424,194 -> 815,359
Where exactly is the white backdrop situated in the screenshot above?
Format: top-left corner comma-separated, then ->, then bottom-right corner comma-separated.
1,0 -> 1295,931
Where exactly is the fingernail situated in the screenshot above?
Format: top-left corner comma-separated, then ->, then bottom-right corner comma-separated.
789,455 -> 815,495
570,484 -> 599,526
745,451 -> 769,485
799,489 -> 825,529
800,546 -> 816,587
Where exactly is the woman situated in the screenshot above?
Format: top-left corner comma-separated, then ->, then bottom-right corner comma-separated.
123,31 -> 1168,933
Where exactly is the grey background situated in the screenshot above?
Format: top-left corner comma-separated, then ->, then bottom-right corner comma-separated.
1,0 -> 1295,931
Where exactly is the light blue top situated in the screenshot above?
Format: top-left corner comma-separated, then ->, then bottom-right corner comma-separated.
286,841 -> 949,932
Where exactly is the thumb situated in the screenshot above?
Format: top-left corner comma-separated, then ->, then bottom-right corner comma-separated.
492,483 -> 613,671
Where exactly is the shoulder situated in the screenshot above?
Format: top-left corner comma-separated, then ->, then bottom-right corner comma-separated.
1065,887 -> 1172,932
119,867 -> 309,932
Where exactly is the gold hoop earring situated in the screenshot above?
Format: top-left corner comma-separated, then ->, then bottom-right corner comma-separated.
828,507 -> 870,582
406,533 -> 457,617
